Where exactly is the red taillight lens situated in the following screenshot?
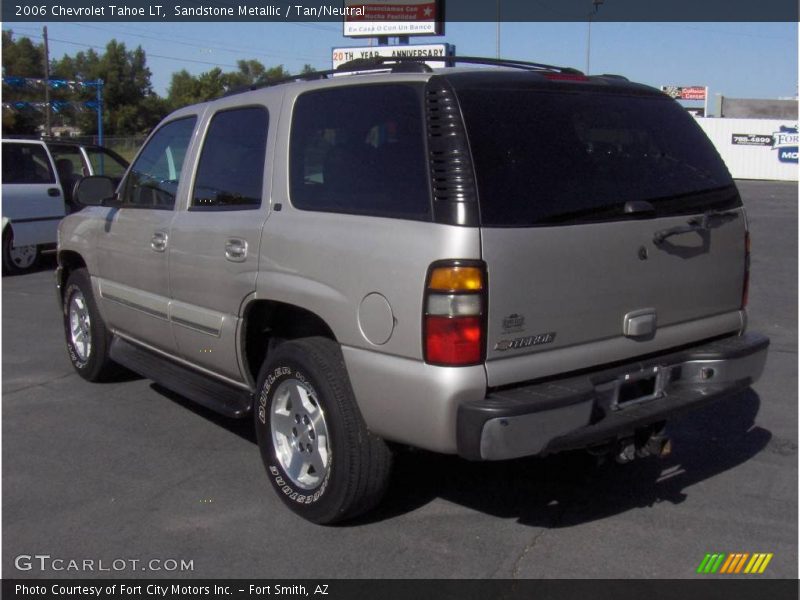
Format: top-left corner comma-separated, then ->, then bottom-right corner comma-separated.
742,231 -> 751,308
425,316 -> 482,366
423,261 -> 486,366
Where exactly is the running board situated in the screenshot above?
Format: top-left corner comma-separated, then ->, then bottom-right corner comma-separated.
110,337 -> 253,418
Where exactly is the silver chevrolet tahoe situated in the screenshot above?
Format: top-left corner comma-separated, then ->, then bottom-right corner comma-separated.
56,57 -> 769,524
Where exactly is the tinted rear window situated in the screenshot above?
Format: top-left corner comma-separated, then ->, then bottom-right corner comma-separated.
456,88 -> 736,226
289,84 -> 431,221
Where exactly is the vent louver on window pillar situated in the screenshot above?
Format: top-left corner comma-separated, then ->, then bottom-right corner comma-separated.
425,78 -> 480,227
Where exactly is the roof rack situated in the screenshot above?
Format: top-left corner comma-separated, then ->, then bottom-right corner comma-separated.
222,55 -> 583,98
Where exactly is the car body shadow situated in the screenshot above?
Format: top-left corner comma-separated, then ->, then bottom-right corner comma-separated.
356,389 -> 769,527
150,381 -> 768,528
151,383 -> 256,443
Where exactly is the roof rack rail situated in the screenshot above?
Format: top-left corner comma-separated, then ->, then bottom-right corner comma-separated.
334,55 -> 582,75
221,55 -> 583,98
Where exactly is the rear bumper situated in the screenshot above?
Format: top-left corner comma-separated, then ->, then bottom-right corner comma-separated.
457,332 -> 769,460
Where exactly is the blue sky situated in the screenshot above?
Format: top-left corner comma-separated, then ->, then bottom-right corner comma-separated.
3,21 -> 797,109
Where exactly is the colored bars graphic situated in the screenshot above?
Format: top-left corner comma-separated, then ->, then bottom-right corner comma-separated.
697,553 -> 773,574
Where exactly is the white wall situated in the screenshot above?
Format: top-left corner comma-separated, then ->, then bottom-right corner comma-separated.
695,117 -> 798,182
697,118 -> 798,181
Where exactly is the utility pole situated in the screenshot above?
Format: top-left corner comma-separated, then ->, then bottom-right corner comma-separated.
496,0 -> 501,58
43,25 -> 51,137
585,0 -> 604,75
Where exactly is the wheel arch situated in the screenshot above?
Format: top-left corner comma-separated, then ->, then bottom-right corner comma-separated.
56,250 -> 88,301
240,299 -> 337,388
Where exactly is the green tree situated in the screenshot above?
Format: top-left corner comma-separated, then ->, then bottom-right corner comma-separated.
51,39 -> 165,135
167,60 -> 291,110
2,30 -> 47,135
2,30 -> 45,77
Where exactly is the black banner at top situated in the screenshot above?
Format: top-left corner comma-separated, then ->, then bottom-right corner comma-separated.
2,0 -> 798,22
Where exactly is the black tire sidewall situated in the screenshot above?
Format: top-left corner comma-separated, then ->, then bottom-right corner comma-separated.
254,344 -> 352,523
63,270 -> 107,379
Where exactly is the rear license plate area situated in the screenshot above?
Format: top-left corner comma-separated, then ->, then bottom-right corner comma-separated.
613,367 -> 663,409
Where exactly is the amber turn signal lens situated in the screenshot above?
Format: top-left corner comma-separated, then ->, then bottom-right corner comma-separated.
428,266 -> 483,291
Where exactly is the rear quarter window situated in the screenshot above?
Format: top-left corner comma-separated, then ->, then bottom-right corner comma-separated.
289,84 -> 432,221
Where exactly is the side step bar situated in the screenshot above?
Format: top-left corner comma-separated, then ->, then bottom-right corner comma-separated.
110,337 -> 253,418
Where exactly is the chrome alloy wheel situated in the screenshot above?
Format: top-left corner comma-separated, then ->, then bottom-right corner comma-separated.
9,244 -> 36,269
68,290 -> 92,362
270,378 -> 331,490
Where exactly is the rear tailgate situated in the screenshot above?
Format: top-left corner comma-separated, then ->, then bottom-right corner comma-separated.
454,78 -> 746,387
481,210 -> 745,386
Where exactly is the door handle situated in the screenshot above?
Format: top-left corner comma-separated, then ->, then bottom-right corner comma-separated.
225,238 -> 248,262
48,187 -> 61,197
151,231 -> 168,252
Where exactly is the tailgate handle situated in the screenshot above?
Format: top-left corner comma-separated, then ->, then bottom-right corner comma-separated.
653,210 -> 738,245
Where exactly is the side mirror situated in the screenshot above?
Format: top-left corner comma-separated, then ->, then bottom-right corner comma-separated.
74,176 -> 116,207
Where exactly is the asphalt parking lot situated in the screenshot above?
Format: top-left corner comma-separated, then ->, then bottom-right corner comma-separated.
2,180 -> 797,579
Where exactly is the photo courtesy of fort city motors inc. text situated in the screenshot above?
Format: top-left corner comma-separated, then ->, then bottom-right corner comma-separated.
0,0 -> 798,598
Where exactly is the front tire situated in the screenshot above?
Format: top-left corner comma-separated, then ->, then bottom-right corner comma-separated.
254,337 -> 392,524
63,268 -> 119,381
2,229 -> 39,275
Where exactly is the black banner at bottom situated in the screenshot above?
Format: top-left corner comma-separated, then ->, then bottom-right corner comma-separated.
2,579 -> 799,600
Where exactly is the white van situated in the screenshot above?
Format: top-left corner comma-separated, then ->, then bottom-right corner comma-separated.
2,139 -> 66,274
2,138 -> 129,274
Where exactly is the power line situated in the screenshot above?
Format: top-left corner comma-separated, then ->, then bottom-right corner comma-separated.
62,22 -> 324,62
8,30 -> 242,69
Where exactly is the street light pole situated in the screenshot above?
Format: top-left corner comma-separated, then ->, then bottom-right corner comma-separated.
585,0 -> 604,75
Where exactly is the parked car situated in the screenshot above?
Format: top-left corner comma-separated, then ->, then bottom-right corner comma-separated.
1,138 -> 128,274
56,57 -> 768,524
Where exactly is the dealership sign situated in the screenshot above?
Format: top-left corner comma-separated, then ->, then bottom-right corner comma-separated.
343,0 -> 444,37
730,125 -> 798,164
332,43 -> 452,70
773,125 -> 798,163
660,85 -> 708,101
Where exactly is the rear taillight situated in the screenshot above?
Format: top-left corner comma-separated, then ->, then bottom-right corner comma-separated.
742,230 -> 751,308
423,261 -> 486,366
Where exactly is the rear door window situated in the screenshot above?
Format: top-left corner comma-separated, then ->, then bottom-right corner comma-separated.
191,106 -> 269,210
456,88 -> 737,226
2,143 -> 56,184
289,84 -> 431,221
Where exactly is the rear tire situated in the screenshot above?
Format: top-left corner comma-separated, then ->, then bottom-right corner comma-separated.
2,229 -> 40,275
63,268 -> 120,381
254,337 -> 392,524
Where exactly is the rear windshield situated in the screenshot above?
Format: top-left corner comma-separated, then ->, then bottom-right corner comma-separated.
456,88 -> 737,226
